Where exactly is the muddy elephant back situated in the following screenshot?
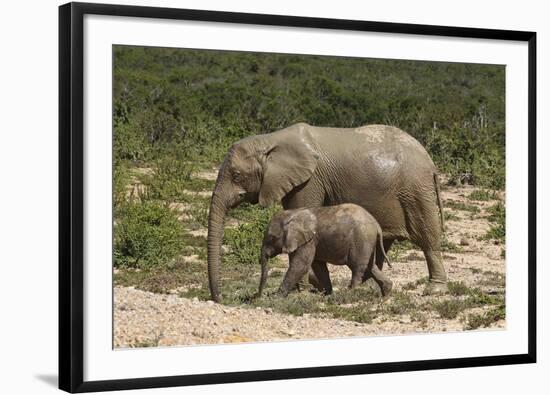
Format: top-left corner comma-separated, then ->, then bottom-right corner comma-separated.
353,125 -> 435,166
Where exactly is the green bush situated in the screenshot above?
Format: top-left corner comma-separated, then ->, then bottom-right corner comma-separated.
447,281 -> 472,296
223,205 -> 281,266
387,240 -> 418,261
441,237 -> 462,252
138,153 -> 196,201
468,189 -> 497,201
113,122 -> 149,163
114,201 -> 185,268
113,162 -> 131,210
485,202 -> 505,243
185,198 -> 210,229
445,200 -> 480,213
466,304 -> 505,329
431,299 -> 468,319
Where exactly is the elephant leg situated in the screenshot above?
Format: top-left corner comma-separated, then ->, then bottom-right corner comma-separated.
310,261 -> 332,295
293,269 -> 314,292
369,263 -> 393,296
363,239 -> 394,283
279,242 -> 315,297
350,266 -> 365,289
402,193 -> 448,294
422,249 -> 448,294
350,244 -> 372,289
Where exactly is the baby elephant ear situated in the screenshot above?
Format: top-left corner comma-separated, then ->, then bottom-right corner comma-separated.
282,211 -> 317,254
258,128 -> 318,207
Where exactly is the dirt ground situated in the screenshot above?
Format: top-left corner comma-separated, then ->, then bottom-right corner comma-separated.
114,169 -> 505,348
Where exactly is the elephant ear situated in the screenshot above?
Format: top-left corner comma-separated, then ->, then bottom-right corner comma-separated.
282,211 -> 317,254
259,133 -> 319,207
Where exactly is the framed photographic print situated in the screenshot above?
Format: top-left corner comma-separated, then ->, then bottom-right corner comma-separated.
59,2 -> 537,393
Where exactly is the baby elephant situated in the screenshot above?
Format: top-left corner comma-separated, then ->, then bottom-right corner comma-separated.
258,203 -> 392,297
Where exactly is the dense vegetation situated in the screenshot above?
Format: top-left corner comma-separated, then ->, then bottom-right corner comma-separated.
113,45 -> 505,270
114,46 -> 505,185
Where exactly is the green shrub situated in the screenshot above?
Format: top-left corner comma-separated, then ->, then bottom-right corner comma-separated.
445,200 -> 480,213
466,304 -> 505,329
387,240 -> 418,261
113,123 -> 149,163
441,237 -> 462,252
447,281 -> 472,296
138,153 -> 196,201
113,162 -> 131,209
383,292 -> 417,315
487,202 -> 505,222
328,304 -> 375,324
184,200 -> 209,230
431,299 -> 468,319
444,211 -> 460,221
223,205 -> 281,266
114,201 -> 185,268
402,277 -> 429,290
485,202 -> 505,243
468,189 -> 497,201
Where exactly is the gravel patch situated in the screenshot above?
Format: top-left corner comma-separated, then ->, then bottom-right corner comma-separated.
114,286 -> 503,348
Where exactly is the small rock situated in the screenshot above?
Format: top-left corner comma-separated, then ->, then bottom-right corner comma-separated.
264,308 -> 273,314
206,300 -> 214,305
399,316 -> 411,324
459,237 -> 470,246
192,297 -> 199,303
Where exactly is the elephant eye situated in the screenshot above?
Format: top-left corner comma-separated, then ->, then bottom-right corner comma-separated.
232,172 -> 242,183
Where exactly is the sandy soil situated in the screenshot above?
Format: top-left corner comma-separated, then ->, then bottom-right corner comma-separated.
114,285 -> 500,347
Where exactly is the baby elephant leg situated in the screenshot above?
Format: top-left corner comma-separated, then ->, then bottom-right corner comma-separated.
279,242 -> 315,297
350,266 -> 366,289
310,261 -> 333,295
370,264 -> 393,296
279,261 -> 310,297
363,239 -> 394,283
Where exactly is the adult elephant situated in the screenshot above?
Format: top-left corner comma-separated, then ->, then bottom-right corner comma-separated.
207,122 -> 447,302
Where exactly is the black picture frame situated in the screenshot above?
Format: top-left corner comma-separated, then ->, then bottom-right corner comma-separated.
59,2 -> 537,393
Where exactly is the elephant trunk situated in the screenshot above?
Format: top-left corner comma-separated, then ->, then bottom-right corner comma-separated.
207,189 -> 229,303
258,252 -> 269,297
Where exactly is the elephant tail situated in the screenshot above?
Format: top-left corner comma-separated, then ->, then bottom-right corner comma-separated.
378,232 -> 392,268
433,173 -> 445,232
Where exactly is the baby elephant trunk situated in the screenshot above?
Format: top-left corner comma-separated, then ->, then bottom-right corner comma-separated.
257,252 -> 269,297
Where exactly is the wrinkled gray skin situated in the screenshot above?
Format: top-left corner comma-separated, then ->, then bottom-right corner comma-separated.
257,204 -> 393,297
207,123 -> 446,302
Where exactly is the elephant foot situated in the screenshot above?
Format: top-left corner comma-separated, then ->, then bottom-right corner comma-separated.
277,287 -> 290,297
381,281 -> 393,297
423,281 -> 449,295
307,285 -> 332,295
294,279 -> 307,292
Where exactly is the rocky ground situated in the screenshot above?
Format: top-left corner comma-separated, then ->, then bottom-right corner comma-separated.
114,284 -> 500,347
114,169 -> 506,348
